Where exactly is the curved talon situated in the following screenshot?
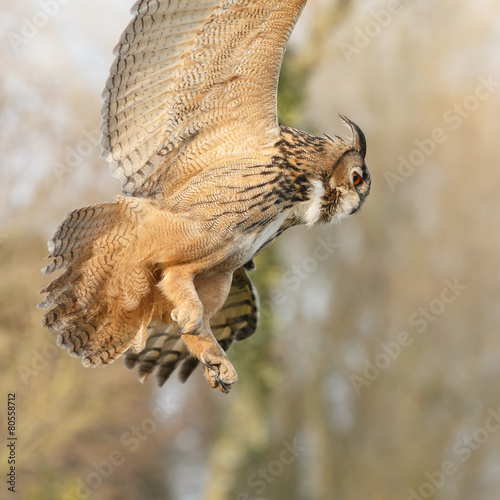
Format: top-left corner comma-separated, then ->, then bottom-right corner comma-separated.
202,361 -> 232,393
171,308 -> 202,335
202,361 -> 220,376
218,378 -> 230,393
179,325 -> 200,335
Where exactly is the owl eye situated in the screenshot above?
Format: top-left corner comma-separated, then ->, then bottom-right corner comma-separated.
352,172 -> 362,186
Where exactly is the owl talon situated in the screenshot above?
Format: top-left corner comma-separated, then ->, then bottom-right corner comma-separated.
178,324 -> 201,335
201,354 -> 237,393
171,307 -> 202,335
217,378 -> 230,393
203,364 -> 233,394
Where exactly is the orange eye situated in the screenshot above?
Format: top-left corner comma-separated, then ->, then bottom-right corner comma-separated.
352,172 -> 362,186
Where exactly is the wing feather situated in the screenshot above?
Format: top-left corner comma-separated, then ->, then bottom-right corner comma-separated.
101,0 -> 307,196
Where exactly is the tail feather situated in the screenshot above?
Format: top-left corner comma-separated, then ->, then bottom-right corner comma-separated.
40,267 -> 81,295
79,254 -> 116,305
42,300 -> 79,329
54,202 -> 119,230
109,266 -> 152,311
48,220 -> 116,259
40,196 -> 155,367
45,202 -> 121,267
79,308 -> 136,366
42,253 -> 74,275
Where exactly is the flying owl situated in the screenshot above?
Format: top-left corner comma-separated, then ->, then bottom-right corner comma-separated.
40,0 -> 371,393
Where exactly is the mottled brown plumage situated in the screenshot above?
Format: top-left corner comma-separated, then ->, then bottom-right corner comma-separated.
40,0 -> 371,392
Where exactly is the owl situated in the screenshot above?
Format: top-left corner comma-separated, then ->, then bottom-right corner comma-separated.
40,0 -> 371,393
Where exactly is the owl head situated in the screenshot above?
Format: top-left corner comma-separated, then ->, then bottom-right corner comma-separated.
301,115 -> 371,226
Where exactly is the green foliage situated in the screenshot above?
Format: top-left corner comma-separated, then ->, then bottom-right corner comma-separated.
277,47 -> 308,127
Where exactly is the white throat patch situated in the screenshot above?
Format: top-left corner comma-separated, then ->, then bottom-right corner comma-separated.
301,179 -> 325,227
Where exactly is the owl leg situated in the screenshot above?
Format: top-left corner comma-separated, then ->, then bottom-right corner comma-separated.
182,325 -> 237,393
158,267 -> 203,334
181,271 -> 238,393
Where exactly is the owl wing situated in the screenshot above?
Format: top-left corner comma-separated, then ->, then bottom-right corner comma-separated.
101,0 -> 307,197
125,265 -> 259,386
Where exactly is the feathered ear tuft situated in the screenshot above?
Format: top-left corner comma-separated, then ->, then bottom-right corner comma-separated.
338,114 -> 367,159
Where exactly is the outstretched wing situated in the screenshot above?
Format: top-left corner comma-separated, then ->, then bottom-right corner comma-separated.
125,265 -> 259,386
101,0 -> 307,197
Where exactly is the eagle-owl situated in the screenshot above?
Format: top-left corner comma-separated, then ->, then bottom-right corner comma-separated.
40,0 -> 371,393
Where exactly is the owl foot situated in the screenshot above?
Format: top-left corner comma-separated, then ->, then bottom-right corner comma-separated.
201,350 -> 238,394
171,306 -> 203,335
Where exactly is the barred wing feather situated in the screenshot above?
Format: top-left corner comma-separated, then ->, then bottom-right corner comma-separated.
101,0 -> 307,197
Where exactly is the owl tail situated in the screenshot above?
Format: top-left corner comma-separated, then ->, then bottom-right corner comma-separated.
39,196 -> 157,367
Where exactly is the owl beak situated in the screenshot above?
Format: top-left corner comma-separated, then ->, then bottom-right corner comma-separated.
339,115 -> 367,159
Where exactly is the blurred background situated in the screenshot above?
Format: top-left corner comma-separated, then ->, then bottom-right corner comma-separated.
1,0 -> 500,499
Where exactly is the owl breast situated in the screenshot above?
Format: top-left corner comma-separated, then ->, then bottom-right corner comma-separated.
217,209 -> 291,271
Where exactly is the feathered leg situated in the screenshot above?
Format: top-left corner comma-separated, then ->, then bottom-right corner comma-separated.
180,271 -> 237,393
158,266 -> 203,334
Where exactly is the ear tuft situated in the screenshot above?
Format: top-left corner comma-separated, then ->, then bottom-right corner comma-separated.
338,114 -> 367,159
